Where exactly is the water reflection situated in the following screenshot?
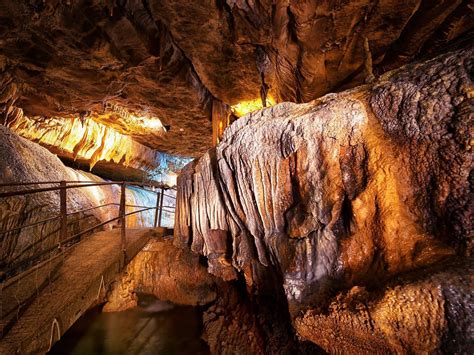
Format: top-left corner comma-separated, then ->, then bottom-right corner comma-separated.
49,295 -> 209,355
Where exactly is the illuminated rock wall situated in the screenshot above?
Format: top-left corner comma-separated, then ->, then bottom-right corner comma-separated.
103,237 -> 217,312
6,113 -> 159,171
4,111 -> 190,184
174,47 -> 473,353
0,125 -> 174,272
1,1 -> 470,157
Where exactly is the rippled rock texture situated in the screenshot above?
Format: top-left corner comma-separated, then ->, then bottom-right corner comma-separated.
3,110 -> 190,183
174,47 -> 473,353
0,1 -> 472,156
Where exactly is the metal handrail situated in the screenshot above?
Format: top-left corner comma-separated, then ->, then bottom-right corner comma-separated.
0,182 -> 116,198
0,180 -> 171,188
67,203 -> 118,217
0,215 -> 60,235
0,203 -> 122,235
0,179 -> 176,282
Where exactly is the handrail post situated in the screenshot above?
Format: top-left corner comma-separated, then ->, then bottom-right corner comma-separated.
119,183 -> 126,267
59,181 -> 67,249
154,191 -> 160,228
158,187 -> 164,227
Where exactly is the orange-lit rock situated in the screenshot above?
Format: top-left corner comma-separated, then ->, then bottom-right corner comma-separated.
230,96 -> 276,118
103,237 -> 217,312
174,47 -> 473,353
7,112 -> 160,171
0,1 -> 471,156
295,258 -> 473,354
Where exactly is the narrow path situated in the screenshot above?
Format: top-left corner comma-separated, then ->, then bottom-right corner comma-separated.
0,228 -> 159,354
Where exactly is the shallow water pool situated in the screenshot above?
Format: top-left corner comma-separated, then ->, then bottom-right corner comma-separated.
49,295 -> 209,355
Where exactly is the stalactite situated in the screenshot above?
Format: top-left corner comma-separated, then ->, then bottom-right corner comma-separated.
211,99 -> 232,146
363,36 -> 375,83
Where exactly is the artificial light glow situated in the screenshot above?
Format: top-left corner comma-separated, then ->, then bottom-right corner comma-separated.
136,116 -> 165,131
165,172 -> 178,187
100,103 -> 167,136
7,114 -> 159,171
231,95 -> 276,117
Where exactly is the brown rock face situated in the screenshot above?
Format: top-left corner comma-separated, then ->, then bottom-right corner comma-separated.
149,0 -> 473,104
295,258 -> 473,354
104,237 -> 217,311
174,46 -> 473,353
0,0 -> 213,156
0,1 -> 471,156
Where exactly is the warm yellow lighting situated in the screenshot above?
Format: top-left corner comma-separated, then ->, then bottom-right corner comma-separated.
136,116 -> 164,131
231,96 -> 276,117
8,114 -> 158,171
99,103 -> 166,136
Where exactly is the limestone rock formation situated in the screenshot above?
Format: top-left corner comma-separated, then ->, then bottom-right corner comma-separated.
103,237 -> 217,311
0,1 -> 471,156
7,113 -> 161,174
295,258 -> 473,354
3,110 -> 190,182
174,46 -> 473,352
0,125 -> 168,274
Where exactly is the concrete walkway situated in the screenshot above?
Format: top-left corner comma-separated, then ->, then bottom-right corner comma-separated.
0,228 -> 162,354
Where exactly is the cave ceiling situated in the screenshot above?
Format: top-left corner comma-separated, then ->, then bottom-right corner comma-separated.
0,0 -> 472,157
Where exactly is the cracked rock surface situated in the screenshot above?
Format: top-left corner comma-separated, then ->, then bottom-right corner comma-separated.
103,237 -> 218,311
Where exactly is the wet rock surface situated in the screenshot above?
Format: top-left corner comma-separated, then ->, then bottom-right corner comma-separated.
174,46 -> 473,353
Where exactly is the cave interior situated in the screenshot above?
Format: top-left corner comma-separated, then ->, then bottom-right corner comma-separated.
0,1 -> 473,354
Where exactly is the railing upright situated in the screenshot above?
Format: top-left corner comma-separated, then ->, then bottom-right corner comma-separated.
59,181 -> 67,249
119,182 -> 126,266
158,187 -> 164,227
154,191 -> 160,228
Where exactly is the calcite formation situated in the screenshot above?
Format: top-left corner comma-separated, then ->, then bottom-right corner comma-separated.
7,112 -> 160,171
0,1 -> 473,353
174,47 -> 473,353
3,107 -> 191,182
0,1 -> 471,156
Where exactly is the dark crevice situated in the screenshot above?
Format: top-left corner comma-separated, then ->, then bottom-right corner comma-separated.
216,0 -> 236,42
286,6 -> 303,103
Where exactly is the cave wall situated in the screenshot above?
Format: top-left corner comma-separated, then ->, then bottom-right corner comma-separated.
3,108 -> 191,183
0,125 -> 173,273
173,46 -> 473,353
6,112 -> 159,169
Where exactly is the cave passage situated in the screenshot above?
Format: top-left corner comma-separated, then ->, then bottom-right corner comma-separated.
0,1 -> 472,354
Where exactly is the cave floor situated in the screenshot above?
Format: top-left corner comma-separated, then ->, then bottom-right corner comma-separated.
0,228 -> 159,354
